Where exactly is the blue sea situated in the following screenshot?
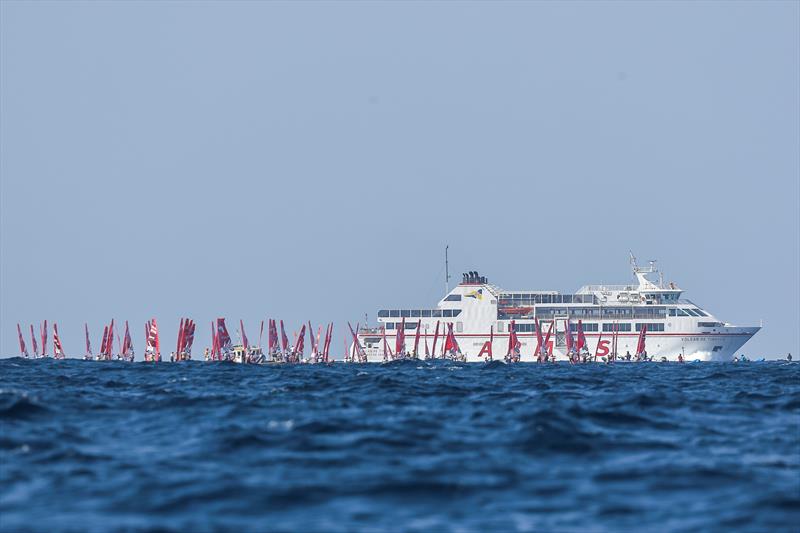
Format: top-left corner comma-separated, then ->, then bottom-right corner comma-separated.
1,358 -> 798,532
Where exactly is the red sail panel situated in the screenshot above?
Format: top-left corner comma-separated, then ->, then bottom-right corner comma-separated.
31,325 -> 39,356
576,320 -> 586,352
107,319 -> 115,358
85,323 -> 92,357
17,324 -> 28,357
565,318 -> 574,354
176,318 -> 185,357
101,325 -> 109,359
396,317 -> 405,355
53,323 -> 65,359
153,319 -> 161,361
280,320 -> 289,353
294,324 -> 306,356
185,320 -> 196,355
41,320 -> 48,357
636,324 -> 647,357
259,320 -> 265,349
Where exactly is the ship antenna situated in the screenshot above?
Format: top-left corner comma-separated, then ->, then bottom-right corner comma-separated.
445,245 -> 451,293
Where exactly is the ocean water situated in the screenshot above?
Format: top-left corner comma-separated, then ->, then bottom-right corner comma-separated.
1,358 -> 798,533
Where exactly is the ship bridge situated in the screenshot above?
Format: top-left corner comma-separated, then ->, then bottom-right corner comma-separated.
576,257 -> 683,306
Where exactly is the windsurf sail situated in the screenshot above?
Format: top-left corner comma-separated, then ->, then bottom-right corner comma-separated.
41,320 -> 48,357
31,325 -> 39,357
107,319 -> 115,359
100,325 -> 109,360
534,317 -> 545,362
52,323 -> 65,359
85,323 -> 92,359
144,319 -> 161,362
431,320 -> 440,359
395,317 -> 405,357
506,320 -> 520,362
565,318 -> 576,363
635,323 -> 647,360
120,321 -> 134,361
293,324 -> 306,359
576,320 -> 587,354
216,318 -> 233,359
17,324 -> 28,357
280,320 -> 290,355
240,320 -> 249,362
347,321 -> 367,362
543,321 -> 554,359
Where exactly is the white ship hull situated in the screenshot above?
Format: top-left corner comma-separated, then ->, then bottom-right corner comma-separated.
356,260 -> 760,363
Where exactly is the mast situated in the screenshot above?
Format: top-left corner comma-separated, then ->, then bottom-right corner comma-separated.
431,320 -> 440,359
445,245 -> 450,294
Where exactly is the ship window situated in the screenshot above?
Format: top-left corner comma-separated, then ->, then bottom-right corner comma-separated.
668,309 -> 677,317
603,323 -> 632,332
695,309 -> 709,317
378,310 -> 389,318
445,294 -> 462,302
386,323 -> 395,330
635,323 -> 664,332
400,310 -> 411,317
365,337 -> 380,344
712,345 -> 723,352
422,310 -> 432,317
405,323 -> 418,330
432,310 -> 443,317
675,309 -> 690,317
443,310 -> 452,317
699,322 -> 724,328
389,310 -> 400,317
452,310 -> 462,317
410,310 -> 420,317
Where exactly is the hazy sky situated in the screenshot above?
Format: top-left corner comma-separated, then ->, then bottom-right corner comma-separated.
1,1 -> 798,359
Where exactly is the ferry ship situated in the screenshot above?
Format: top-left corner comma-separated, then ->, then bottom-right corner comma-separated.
356,256 -> 760,362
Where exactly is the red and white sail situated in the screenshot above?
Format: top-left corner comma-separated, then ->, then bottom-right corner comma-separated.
144,319 -> 161,362
52,323 -> 65,359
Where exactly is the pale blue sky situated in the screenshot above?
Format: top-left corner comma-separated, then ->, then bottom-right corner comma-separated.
1,1 -> 798,359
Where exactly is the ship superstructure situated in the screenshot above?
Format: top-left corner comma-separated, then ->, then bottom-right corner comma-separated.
356,257 -> 759,362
